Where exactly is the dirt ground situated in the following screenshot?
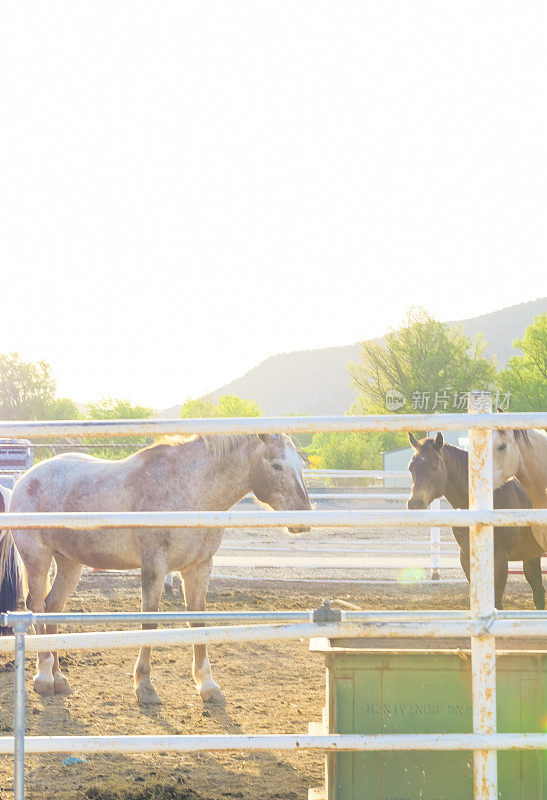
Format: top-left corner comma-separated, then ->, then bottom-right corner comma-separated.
0,570 -> 539,800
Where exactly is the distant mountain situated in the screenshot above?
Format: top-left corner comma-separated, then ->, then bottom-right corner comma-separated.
161,298 -> 546,417
446,299 -> 545,367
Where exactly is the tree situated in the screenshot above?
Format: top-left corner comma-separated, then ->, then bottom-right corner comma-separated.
0,352 -> 80,420
85,398 -> 155,459
180,394 -> 262,418
178,397 -> 217,418
306,430 -> 404,470
348,308 -> 497,415
86,398 -> 155,420
47,397 -> 81,420
498,314 -> 547,411
306,432 -> 377,470
309,309 -> 498,471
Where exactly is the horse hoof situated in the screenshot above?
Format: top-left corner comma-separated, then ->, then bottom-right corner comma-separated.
201,686 -> 226,706
33,679 -> 55,697
54,675 -> 73,695
136,685 -> 162,705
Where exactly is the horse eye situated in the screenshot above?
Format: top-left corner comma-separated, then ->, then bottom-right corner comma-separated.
272,462 -> 283,471
498,444 -> 506,451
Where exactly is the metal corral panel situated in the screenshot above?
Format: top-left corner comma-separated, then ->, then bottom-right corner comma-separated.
310,639 -> 547,800
0,439 -> 33,472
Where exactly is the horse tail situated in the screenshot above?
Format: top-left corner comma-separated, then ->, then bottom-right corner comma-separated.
0,528 -> 24,634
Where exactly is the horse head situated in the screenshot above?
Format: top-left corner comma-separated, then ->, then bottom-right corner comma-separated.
249,434 -> 311,532
492,428 -> 521,488
406,432 -> 448,509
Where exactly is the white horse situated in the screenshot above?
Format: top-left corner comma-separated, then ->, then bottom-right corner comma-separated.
492,427 -> 547,550
0,433 -> 311,705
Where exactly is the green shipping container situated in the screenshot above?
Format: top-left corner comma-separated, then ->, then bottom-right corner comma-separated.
309,638 -> 547,800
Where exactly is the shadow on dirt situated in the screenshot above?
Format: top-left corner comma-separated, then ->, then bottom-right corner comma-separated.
84,781 -> 198,799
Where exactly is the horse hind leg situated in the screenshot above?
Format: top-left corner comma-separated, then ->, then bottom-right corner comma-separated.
494,548 -> 509,610
458,546 -> 470,589
182,559 -> 224,706
44,555 -> 82,694
523,558 -> 545,610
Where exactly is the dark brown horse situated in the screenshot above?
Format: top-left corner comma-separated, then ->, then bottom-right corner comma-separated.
407,432 -> 544,610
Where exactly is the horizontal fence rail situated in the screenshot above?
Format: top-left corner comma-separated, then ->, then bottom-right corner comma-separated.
2,611 -> 547,654
1,509 -> 546,529
0,411 -> 546,438
306,492 -> 409,500
304,469 -> 410,479
2,733 -> 547,755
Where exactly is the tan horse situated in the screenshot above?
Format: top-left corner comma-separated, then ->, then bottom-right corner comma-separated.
0,433 -> 311,705
492,427 -> 547,550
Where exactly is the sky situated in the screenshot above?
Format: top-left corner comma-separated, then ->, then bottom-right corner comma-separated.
1,2 -> 545,411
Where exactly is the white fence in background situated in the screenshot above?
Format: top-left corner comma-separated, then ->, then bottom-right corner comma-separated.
211,472 -> 448,583
1,400 -> 547,800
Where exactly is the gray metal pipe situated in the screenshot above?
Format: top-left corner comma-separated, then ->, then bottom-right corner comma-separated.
13,622 -> 26,800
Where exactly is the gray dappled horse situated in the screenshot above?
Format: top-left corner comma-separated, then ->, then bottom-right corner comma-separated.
0,433 -> 311,705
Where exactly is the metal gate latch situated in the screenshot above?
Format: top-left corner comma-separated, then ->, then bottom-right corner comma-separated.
313,599 -> 342,623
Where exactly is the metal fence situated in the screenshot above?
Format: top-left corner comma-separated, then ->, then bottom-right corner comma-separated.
1,395 -> 547,800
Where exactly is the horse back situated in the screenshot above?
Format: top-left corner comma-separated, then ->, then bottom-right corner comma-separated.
493,478 -> 533,511
493,478 -> 542,561
453,478 -> 540,559
9,453 -> 137,513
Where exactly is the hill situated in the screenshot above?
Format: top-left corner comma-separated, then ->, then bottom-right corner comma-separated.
161,297 -> 546,417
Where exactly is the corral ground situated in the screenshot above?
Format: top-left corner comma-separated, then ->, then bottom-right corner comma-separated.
0,565 -> 540,800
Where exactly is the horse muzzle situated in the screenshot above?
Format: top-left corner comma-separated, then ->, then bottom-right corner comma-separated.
407,497 -> 428,510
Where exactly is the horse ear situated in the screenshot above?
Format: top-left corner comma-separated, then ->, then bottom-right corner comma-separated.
435,432 -> 444,450
258,433 -> 282,446
408,433 -> 419,450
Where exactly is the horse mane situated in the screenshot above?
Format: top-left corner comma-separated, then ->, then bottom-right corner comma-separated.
139,432 -> 303,462
441,441 -> 468,472
146,433 -> 256,460
200,434 -> 256,458
513,429 -> 531,446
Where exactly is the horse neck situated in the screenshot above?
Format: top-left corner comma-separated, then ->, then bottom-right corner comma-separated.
441,444 -> 469,509
516,431 -> 547,509
186,439 -> 255,511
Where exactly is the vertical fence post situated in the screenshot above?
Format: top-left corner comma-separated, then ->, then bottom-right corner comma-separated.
13,618 -> 27,800
468,391 -> 497,799
429,498 -> 441,580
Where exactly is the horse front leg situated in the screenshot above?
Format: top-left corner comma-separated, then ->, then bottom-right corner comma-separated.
182,559 -> 225,705
134,564 -> 165,705
523,558 -> 545,610
44,555 -> 82,694
23,549 -> 55,697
